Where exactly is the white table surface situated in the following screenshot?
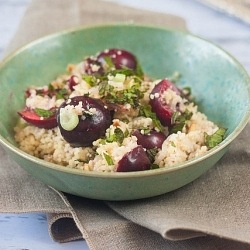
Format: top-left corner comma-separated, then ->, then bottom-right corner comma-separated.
0,0 -> 250,249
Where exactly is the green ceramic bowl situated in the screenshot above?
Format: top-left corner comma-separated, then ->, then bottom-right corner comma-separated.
0,24 -> 250,200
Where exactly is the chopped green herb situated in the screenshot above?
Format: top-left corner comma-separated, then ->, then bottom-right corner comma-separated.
34,108 -> 55,118
103,56 -> 115,68
170,109 -> 193,134
99,54 -> 144,78
182,87 -> 191,96
139,105 -> 164,132
103,153 -> 114,165
114,128 -> 125,144
146,147 -> 158,163
99,81 -> 114,96
150,164 -> 159,169
55,88 -> 68,100
124,129 -> 130,138
36,89 -> 46,96
181,86 -> 194,103
100,82 -> 143,108
105,127 -> 127,145
98,139 -> 106,145
110,68 -> 139,78
82,75 -> 98,87
108,64 -> 144,80
75,159 -> 89,163
204,127 -> 227,149
171,111 -> 180,124
48,83 -> 55,92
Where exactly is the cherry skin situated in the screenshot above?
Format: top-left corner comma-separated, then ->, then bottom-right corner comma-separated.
116,145 -> 151,172
149,79 -> 180,127
67,75 -> 79,91
18,109 -> 57,129
83,57 -> 104,75
57,96 -> 112,147
133,130 -> 166,149
97,48 -> 138,70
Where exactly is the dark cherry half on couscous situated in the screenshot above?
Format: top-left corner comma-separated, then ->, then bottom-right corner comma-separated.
15,48 -> 226,172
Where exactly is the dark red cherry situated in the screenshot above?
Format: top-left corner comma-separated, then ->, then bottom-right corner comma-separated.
18,109 -> 57,129
133,130 -> 166,149
57,96 -> 112,147
83,57 -> 104,75
116,145 -> 151,172
97,48 -> 137,70
67,75 -> 79,91
149,79 -> 180,127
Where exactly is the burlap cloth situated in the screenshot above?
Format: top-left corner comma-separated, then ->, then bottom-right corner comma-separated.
1,0 -> 250,249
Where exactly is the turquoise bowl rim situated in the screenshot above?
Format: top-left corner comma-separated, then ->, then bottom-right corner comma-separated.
0,23 -> 250,179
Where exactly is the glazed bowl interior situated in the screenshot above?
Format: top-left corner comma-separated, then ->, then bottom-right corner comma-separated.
0,24 -> 249,200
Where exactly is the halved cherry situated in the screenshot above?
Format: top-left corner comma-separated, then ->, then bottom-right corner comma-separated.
133,130 -> 167,149
18,108 -> 57,129
97,48 -> 138,70
67,75 -> 79,91
57,96 -> 112,147
116,145 -> 151,172
149,79 -> 180,127
83,57 -> 104,75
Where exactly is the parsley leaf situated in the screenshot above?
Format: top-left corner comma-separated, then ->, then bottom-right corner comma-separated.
34,108 -> 55,118
204,127 -> 227,149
